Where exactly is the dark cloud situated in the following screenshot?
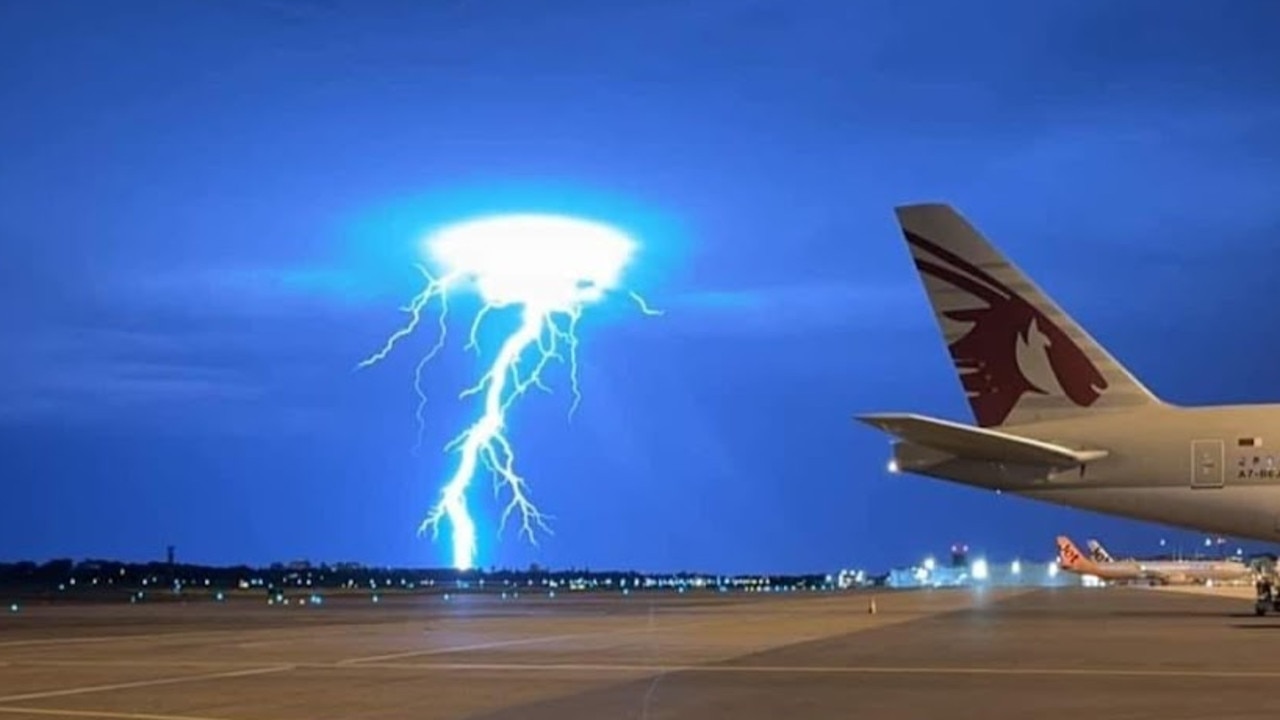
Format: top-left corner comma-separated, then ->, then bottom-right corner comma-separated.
0,325 -> 260,425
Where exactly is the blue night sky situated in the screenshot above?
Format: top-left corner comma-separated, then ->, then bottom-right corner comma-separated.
3,0 -> 1280,574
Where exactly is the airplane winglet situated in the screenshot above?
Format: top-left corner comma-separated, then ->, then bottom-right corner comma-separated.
855,412 -> 1109,468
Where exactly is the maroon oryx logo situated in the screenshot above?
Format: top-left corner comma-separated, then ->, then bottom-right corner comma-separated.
904,230 -> 1107,427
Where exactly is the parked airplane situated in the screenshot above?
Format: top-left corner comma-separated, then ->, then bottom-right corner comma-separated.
1056,536 -> 1145,583
1086,539 -> 1118,563
1058,536 -> 1251,585
858,203 -> 1280,546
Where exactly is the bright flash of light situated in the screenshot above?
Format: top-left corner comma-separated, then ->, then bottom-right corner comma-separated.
359,214 -> 661,570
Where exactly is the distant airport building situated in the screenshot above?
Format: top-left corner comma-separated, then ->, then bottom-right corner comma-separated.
886,552 -> 1082,589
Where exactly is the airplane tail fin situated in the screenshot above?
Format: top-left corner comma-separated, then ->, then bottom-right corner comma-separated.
1086,539 -> 1115,563
1056,535 -> 1097,573
894,203 -> 1163,428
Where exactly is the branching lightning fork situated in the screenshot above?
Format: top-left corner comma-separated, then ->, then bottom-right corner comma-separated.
358,214 -> 661,571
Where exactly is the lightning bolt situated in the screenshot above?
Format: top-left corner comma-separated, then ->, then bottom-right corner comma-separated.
359,214 -> 661,571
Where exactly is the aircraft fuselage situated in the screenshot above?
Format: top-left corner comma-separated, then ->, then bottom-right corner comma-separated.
894,404 -> 1280,542
870,203 -> 1280,544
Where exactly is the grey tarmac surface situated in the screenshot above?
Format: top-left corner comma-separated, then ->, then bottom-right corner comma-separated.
0,586 -> 1274,719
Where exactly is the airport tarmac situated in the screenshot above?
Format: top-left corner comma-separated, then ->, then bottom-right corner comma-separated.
1,586 -> 1277,719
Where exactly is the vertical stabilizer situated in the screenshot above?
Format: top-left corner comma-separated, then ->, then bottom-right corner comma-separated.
1056,536 -> 1099,574
1086,539 -> 1116,563
894,203 -> 1161,428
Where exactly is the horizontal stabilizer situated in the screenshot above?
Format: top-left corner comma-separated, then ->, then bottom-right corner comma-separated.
856,412 -> 1108,467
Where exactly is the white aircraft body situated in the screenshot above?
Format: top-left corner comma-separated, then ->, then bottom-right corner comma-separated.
1058,536 -> 1251,585
859,203 -> 1280,544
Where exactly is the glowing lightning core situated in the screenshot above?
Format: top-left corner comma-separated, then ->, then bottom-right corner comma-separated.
359,214 -> 660,570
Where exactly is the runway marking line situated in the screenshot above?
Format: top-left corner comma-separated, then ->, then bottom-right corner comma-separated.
4,660 -> 267,670
0,622 -> 419,650
335,621 -> 707,665
0,631 -> 237,649
336,630 -> 617,664
343,661 -> 1280,680
0,706 -> 233,720
0,664 -> 295,704
11,658 -> 1280,681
